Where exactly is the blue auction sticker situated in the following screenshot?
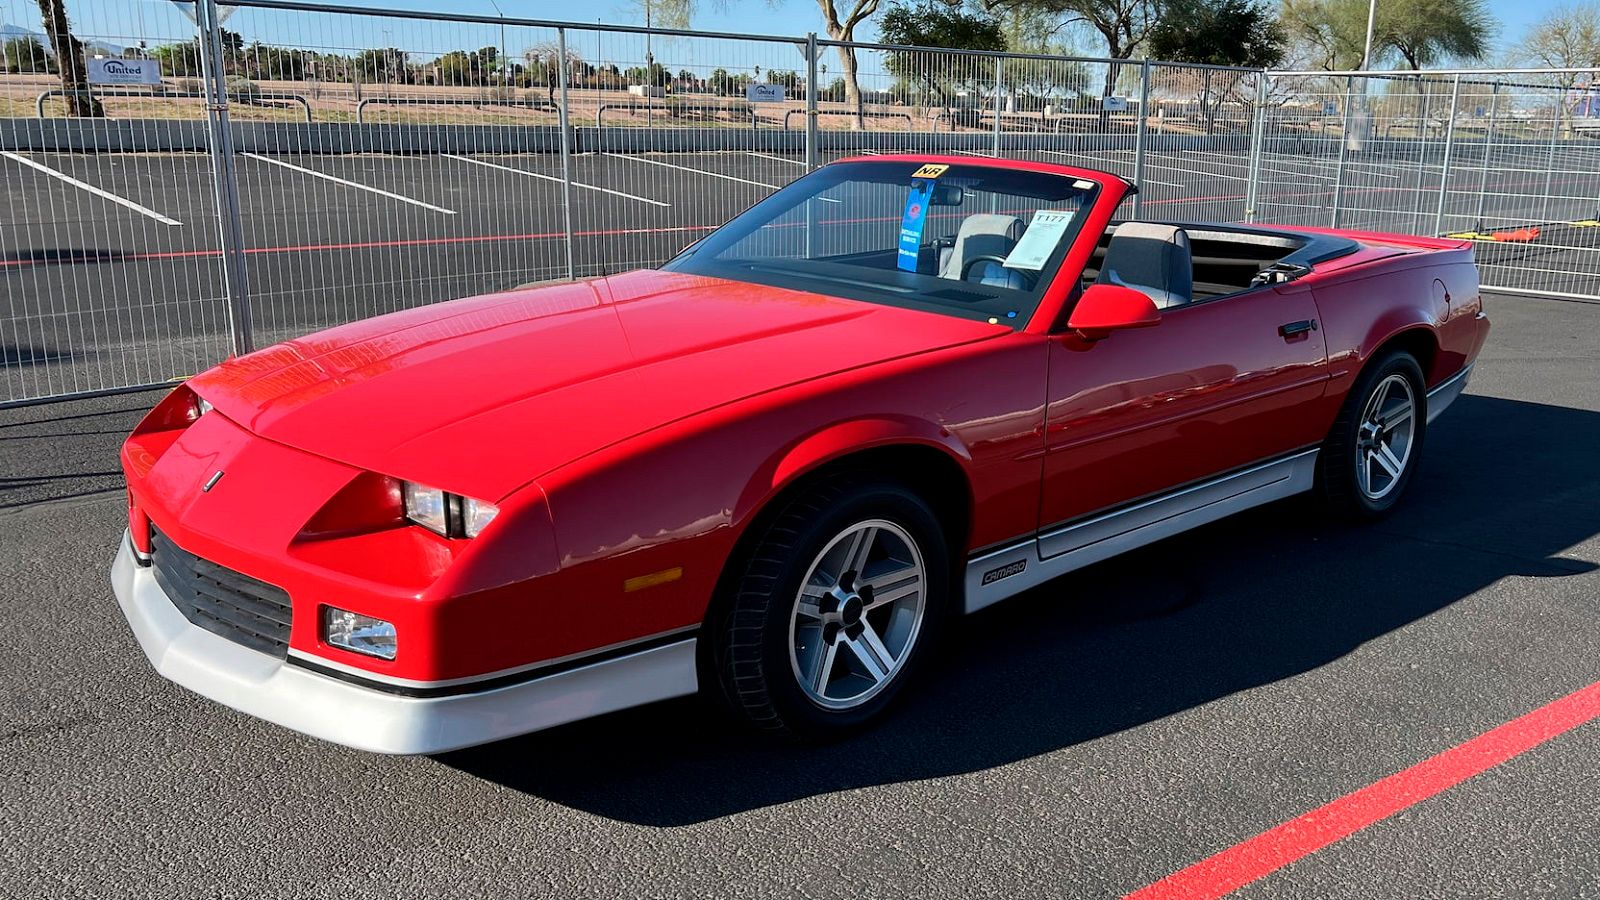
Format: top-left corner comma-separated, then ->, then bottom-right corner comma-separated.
897,178 -> 936,272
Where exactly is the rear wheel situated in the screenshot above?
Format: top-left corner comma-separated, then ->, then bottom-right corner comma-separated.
707,475 -> 950,735
1316,351 -> 1427,519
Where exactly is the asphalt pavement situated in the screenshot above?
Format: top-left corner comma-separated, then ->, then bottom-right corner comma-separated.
2,290 -> 1598,898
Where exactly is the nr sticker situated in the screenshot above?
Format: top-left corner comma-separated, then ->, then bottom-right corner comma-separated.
911,164 -> 950,179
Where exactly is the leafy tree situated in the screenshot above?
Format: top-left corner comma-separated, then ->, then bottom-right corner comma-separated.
435,50 -> 479,85
879,2 -> 1006,122
36,0 -> 100,116
979,0 -> 1162,61
244,43 -> 306,81
978,0 -> 1161,116
1282,0 -> 1493,70
2,36 -> 50,73
709,67 -> 736,95
1148,0 -> 1284,66
1148,0 -> 1285,132
355,48 -> 408,84
152,28 -> 245,79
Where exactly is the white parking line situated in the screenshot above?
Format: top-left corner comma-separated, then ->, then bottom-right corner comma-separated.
607,152 -> 839,201
1,151 -> 182,226
240,152 -> 456,214
604,152 -> 781,189
747,151 -> 807,166
442,154 -> 670,207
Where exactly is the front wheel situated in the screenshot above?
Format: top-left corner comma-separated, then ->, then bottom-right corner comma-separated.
707,475 -> 951,736
1316,350 -> 1427,519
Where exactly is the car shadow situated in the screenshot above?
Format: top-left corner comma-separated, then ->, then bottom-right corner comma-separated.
439,394 -> 1599,826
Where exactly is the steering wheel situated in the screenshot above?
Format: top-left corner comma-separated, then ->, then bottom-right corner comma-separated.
960,253 -> 1025,286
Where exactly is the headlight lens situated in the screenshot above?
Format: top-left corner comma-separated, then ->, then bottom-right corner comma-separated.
462,496 -> 499,538
188,393 -> 213,421
402,482 -> 450,536
323,606 -> 397,660
401,481 -> 498,539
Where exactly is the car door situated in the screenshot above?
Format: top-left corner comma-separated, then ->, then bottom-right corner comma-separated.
1037,280 -> 1330,557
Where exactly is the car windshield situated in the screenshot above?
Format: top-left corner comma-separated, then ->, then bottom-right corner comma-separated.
661,160 -> 1101,327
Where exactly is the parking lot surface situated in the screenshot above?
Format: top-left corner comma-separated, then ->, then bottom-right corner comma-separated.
2,289 -> 1597,898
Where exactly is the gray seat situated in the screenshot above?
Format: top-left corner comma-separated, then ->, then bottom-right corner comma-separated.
939,214 -> 1027,289
1095,223 -> 1193,309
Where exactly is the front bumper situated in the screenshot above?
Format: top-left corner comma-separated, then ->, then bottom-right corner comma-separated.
111,533 -> 698,754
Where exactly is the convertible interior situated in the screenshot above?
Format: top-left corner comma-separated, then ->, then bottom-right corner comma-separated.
668,160 -> 1360,325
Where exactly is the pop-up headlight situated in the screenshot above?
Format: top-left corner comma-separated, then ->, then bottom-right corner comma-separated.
401,482 -> 498,539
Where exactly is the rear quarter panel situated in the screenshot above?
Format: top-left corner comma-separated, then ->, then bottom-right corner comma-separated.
1310,247 -> 1487,404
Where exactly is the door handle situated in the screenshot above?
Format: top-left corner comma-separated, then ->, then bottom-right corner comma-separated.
1278,319 -> 1318,339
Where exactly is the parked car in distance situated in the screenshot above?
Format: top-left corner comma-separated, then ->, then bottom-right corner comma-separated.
112,155 -> 1489,753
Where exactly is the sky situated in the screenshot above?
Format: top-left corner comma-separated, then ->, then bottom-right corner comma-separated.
0,0 -> 1573,68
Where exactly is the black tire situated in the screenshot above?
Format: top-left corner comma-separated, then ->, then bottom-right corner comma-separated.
1315,350 -> 1427,520
705,474 -> 952,736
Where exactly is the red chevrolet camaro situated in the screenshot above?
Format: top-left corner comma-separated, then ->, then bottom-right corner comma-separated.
113,155 -> 1488,754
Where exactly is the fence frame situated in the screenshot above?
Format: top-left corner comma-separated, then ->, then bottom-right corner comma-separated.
4,0 -> 1600,408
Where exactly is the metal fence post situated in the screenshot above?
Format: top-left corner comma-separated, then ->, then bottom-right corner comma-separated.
557,26 -> 575,281
804,32 -> 818,171
1132,60 -> 1150,220
1473,82 -> 1500,231
1243,71 -> 1269,223
992,56 -> 1004,157
1540,91 -> 1563,224
1331,75 -> 1355,229
1433,74 -> 1461,235
196,0 -> 252,356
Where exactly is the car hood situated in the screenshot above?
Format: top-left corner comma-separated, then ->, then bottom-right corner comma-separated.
191,270 -> 1006,501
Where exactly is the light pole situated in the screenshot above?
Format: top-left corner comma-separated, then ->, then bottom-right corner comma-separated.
1361,0 -> 1378,69
486,0 -> 508,95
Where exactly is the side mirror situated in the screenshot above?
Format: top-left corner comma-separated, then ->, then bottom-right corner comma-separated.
1067,284 -> 1162,341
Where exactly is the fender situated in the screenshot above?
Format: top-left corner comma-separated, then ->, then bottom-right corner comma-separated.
1315,268 -> 1441,394
732,415 -> 975,529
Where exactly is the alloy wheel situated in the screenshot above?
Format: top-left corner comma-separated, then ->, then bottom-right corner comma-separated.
1355,372 -> 1417,500
788,519 -> 927,710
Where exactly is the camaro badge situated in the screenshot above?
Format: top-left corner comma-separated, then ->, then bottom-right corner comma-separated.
202,471 -> 224,493
981,559 -> 1027,585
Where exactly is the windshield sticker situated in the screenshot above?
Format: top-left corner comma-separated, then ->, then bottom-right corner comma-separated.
1002,210 -> 1076,271
897,178 -> 936,272
911,163 -> 950,179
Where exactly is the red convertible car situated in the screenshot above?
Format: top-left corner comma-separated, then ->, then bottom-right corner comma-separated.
112,155 -> 1488,754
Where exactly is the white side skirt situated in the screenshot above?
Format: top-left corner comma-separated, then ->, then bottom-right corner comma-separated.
964,449 -> 1320,613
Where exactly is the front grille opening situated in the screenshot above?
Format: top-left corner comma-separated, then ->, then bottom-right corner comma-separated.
150,528 -> 293,658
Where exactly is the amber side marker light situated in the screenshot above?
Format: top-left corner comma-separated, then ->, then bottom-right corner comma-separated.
624,567 -> 684,593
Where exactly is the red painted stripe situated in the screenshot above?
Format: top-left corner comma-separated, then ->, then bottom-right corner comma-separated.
1124,679 -> 1600,900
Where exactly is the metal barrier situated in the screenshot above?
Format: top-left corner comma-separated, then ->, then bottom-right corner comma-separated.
355,95 -> 555,123
783,109 -> 915,130
35,88 -> 314,122
2,0 -> 1599,406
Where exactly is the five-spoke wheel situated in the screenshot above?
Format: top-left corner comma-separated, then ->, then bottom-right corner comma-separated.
1355,373 -> 1417,501
707,475 -> 949,735
789,520 -> 927,710
1317,350 -> 1427,518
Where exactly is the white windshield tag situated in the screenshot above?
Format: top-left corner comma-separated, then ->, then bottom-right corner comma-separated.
1003,210 -> 1075,271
